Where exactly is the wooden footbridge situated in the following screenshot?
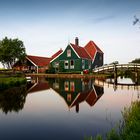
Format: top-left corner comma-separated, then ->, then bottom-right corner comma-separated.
94,79 -> 140,91
93,63 -> 140,73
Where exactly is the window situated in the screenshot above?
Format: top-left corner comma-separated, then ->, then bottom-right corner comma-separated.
64,81 -> 69,91
31,66 -> 36,70
70,60 -> 74,69
99,56 -> 102,61
88,60 -> 91,69
64,60 -> 69,69
67,49 -> 71,57
82,60 -> 85,69
53,62 -> 59,68
70,81 -> 75,92
67,94 -> 72,102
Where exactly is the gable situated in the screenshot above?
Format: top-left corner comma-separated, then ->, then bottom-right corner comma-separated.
27,55 -> 51,67
84,41 -> 103,60
70,43 -> 91,60
56,44 -> 80,61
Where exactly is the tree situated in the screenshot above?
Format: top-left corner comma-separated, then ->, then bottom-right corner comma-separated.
131,58 -> 140,63
0,37 -> 26,69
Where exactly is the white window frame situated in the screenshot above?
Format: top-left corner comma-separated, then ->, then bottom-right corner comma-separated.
67,49 -> 71,57
82,59 -> 85,69
64,81 -> 69,91
70,81 -> 75,92
70,60 -> 74,69
88,60 -> 91,69
54,62 -> 59,68
64,60 -> 69,69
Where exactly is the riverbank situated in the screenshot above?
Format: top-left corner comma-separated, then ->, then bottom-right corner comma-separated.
85,100 -> 140,140
0,76 -> 26,90
25,73 -> 109,80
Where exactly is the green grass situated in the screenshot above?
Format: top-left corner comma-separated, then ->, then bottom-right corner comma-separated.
85,100 -> 140,140
0,77 -> 26,90
120,101 -> 140,140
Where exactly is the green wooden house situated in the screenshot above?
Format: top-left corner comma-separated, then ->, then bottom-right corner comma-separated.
50,37 -> 103,73
47,78 -> 104,112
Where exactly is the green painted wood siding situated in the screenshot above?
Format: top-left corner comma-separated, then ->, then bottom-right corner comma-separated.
59,45 -> 79,60
51,44 -> 92,73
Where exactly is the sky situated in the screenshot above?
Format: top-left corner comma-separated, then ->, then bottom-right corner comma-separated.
0,0 -> 140,67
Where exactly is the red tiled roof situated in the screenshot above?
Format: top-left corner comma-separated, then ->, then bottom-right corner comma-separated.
70,43 -> 91,59
86,89 -> 98,106
27,55 -> 51,66
84,41 -> 103,60
28,82 -> 50,94
51,49 -> 63,59
70,92 -> 89,108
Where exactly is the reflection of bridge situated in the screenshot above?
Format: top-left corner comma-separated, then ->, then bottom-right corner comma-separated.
94,79 -> 140,91
93,63 -> 140,73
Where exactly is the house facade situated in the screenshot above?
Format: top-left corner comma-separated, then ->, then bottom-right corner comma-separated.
13,49 -> 63,73
48,78 -> 104,112
50,38 -> 103,73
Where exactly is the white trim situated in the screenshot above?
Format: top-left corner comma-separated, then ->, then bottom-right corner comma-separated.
70,60 -> 74,69
70,93 -> 81,108
92,50 -> 97,63
36,66 -> 39,74
26,56 -> 39,73
84,47 -> 92,59
64,60 -> 69,69
26,56 -> 38,67
69,44 -> 80,58
50,51 -> 63,63
67,49 -> 71,57
82,59 -> 85,69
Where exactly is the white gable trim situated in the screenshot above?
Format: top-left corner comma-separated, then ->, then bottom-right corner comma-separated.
84,47 -> 92,60
91,41 -> 103,54
50,51 -> 63,63
26,56 -> 38,67
69,44 -> 80,58
70,93 -> 81,108
92,50 -> 97,63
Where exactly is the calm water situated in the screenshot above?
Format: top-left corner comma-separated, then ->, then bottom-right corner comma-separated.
0,77 -> 139,140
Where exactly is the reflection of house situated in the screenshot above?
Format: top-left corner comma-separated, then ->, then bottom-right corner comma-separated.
27,77 -> 50,94
48,78 -> 104,112
50,37 -> 103,73
13,49 -> 63,73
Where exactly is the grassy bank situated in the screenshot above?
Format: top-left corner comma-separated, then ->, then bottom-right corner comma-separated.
85,100 -> 140,140
0,77 -> 26,90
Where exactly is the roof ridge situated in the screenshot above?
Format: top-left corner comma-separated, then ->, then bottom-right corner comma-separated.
70,43 -> 92,60
90,41 -> 103,53
70,43 -> 82,48
27,55 -> 51,59
84,43 -> 92,59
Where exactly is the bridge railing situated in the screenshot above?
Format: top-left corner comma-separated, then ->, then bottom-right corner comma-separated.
93,63 -> 140,73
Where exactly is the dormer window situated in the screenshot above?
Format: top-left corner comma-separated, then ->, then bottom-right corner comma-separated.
67,49 -> 71,57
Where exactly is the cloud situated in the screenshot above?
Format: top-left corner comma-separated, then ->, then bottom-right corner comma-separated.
91,15 -> 116,24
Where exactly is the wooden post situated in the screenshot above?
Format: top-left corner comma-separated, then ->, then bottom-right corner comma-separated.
135,71 -> 138,85
114,64 -> 117,85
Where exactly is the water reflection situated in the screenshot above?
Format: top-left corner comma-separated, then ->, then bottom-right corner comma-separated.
27,77 -> 50,93
104,76 -> 140,92
47,78 -> 104,113
0,85 -> 27,114
0,76 -> 140,140
95,78 -> 140,100
1,76 -> 139,115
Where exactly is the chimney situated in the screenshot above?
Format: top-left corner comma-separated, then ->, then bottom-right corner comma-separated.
75,37 -> 79,46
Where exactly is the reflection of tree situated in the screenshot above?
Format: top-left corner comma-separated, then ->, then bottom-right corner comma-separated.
0,85 -> 27,114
